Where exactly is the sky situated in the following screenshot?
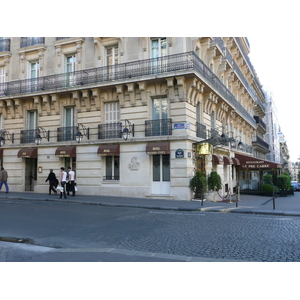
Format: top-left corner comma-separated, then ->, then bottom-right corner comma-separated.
247,36 -> 300,162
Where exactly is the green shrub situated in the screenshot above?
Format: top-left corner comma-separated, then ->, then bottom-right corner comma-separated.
207,171 -> 222,191
261,184 -> 279,194
263,174 -> 273,185
276,174 -> 291,190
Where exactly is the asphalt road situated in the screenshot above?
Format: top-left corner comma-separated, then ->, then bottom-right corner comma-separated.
1,198 -> 300,262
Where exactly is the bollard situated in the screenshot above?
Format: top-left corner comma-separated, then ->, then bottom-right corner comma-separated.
272,185 -> 275,210
236,188 -> 238,207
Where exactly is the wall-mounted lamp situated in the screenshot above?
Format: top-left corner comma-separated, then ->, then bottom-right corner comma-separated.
230,136 -> 244,150
34,127 -> 50,145
0,130 -> 14,147
76,123 -> 90,143
122,119 -> 134,141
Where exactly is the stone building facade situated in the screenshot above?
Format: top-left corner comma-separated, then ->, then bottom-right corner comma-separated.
0,37 -> 276,199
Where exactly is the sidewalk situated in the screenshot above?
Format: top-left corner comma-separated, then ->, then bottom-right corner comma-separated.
1,190 -> 300,216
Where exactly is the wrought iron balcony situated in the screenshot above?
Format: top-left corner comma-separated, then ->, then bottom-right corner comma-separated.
20,37 -> 45,48
0,51 -> 256,127
20,129 -> 36,144
103,175 -> 120,181
254,116 -> 267,131
57,126 -> 78,142
196,122 -> 206,139
145,119 -> 172,136
56,37 -> 71,40
0,38 -> 10,52
252,135 -> 269,150
98,123 -> 122,139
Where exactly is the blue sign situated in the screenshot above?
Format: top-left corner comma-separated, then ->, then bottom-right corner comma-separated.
174,123 -> 185,129
175,149 -> 184,158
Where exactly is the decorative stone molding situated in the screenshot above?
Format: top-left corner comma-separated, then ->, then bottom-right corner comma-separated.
127,83 -> 136,106
72,91 -> 81,112
138,81 -> 148,106
34,96 -> 42,116
14,99 -> 23,118
91,88 -> 101,110
129,156 -> 140,170
6,99 -> 15,119
81,89 -> 91,111
42,95 -> 51,115
176,76 -> 186,101
51,94 -> 60,114
116,84 -> 125,107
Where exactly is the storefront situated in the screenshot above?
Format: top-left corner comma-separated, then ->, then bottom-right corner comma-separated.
235,153 -> 282,194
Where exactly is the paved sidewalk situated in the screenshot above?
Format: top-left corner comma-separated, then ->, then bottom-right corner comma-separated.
1,190 -> 300,216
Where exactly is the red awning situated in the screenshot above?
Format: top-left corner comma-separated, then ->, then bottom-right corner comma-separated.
223,156 -> 233,165
17,148 -> 37,158
232,157 -> 240,165
235,153 -> 281,169
146,142 -> 170,155
212,155 -> 223,164
97,144 -> 120,156
55,146 -> 76,157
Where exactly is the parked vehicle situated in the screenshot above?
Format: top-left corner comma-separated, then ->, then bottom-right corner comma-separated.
291,181 -> 299,191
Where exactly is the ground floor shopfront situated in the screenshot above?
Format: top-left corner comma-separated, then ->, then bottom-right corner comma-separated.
235,153 -> 282,194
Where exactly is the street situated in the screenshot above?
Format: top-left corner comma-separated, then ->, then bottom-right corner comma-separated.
1,198 -> 300,262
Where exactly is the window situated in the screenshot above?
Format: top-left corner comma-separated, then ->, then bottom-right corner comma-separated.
28,61 -> 40,92
64,107 -> 75,141
0,114 -> 3,130
151,38 -> 167,58
0,67 -> 4,94
66,55 -> 76,86
98,102 -> 121,139
106,46 -> 118,80
105,156 -> 120,181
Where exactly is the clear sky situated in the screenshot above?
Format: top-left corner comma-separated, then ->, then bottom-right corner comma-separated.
247,36 -> 300,162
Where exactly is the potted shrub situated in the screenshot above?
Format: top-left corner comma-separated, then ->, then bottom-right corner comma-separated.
276,173 -> 291,197
207,171 -> 222,191
261,174 -> 279,196
189,171 -> 207,199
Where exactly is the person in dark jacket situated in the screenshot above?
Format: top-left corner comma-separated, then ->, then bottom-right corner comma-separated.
0,167 -> 9,193
45,169 -> 57,195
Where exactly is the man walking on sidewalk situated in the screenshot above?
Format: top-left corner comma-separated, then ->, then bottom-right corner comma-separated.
0,167 -> 9,193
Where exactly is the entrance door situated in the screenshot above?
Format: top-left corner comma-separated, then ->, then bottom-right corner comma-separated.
25,158 -> 37,191
152,154 -> 170,194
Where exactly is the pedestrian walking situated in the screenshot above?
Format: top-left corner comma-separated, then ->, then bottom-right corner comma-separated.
0,167 -> 9,193
67,166 -> 76,196
58,167 -> 67,199
45,169 -> 57,195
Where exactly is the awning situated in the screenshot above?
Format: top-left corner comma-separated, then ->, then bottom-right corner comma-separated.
0,148 -> 3,159
55,146 -> 76,157
97,144 -> 120,156
223,156 -> 233,165
146,142 -> 170,155
17,148 -> 37,158
232,157 -> 240,165
235,153 -> 282,169
212,155 -> 223,164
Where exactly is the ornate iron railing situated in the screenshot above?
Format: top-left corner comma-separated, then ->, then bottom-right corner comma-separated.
20,37 -> 45,48
196,122 -> 206,139
145,119 -> 172,136
57,126 -> 78,142
0,38 -> 10,52
252,135 -> 269,150
20,129 -> 36,144
254,116 -> 267,131
0,51 -> 256,127
98,123 -> 122,139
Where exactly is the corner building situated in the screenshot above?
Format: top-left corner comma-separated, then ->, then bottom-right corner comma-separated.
0,37 -> 277,200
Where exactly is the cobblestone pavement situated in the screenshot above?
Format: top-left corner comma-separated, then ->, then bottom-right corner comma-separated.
1,200 -> 300,262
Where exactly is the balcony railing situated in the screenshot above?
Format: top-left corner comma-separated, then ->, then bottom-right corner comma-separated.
103,175 -> 120,181
196,122 -> 207,139
145,119 -> 172,136
98,123 -> 122,139
254,116 -> 267,131
252,136 -> 269,150
20,129 -> 36,144
0,38 -> 10,52
0,51 -> 256,127
57,126 -> 78,142
20,37 -> 45,48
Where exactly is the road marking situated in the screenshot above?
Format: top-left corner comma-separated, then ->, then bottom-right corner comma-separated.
148,211 -> 206,216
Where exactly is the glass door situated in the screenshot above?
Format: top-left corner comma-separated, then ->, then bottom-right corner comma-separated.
152,154 -> 170,195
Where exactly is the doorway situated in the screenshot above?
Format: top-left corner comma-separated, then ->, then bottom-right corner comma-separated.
25,158 -> 37,191
152,154 -> 170,195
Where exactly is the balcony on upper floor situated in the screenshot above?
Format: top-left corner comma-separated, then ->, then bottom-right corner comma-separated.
252,135 -> 269,152
196,122 -> 207,139
0,38 -> 10,52
20,37 -> 45,48
98,123 -> 122,139
57,126 -> 78,142
254,115 -> 267,131
145,119 -> 172,137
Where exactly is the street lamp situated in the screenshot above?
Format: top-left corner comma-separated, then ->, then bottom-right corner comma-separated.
34,127 -> 49,145
75,124 -> 89,143
122,119 -> 134,141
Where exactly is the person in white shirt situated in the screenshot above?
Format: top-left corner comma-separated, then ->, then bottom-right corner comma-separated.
59,167 -> 67,199
67,166 -> 76,196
